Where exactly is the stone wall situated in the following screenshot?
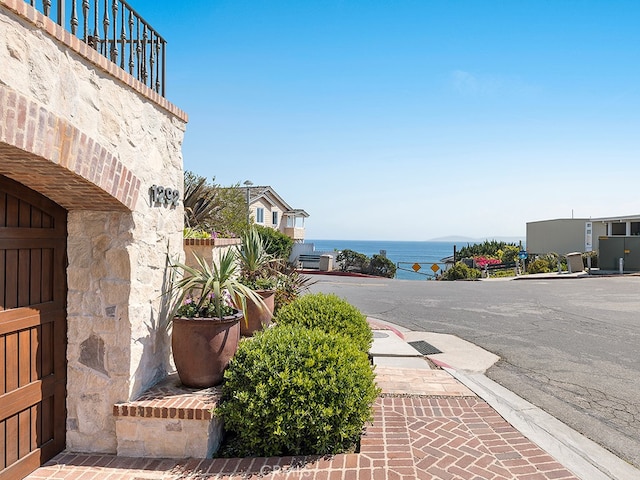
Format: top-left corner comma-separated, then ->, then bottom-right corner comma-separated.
1,3 -> 187,453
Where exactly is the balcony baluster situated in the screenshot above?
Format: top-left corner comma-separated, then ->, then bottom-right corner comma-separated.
82,0 -> 89,43
149,33 -> 155,91
102,0 -> 109,57
140,25 -> 147,84
70,0 -> 78,34
119,3 -> 125,69
127,9 -> 134,75
18,0 -> 167,97
110,0 -> 118,62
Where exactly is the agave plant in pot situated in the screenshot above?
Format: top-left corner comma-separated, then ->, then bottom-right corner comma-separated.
166,248 -> 264,388
235,227 -> 279,336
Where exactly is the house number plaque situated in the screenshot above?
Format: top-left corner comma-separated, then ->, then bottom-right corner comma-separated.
150,185 -> 180,206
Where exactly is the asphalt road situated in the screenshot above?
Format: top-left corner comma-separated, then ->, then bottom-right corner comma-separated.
309,274 -> 640,469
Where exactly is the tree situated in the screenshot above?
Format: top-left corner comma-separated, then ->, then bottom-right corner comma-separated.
216,186 -> 248,237
336,249 -> 369,273
368,254 -> 397,278
182,171 -> 247,237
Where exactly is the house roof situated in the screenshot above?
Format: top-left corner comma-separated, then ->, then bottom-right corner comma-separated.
242,186 -> 309,217
591,214 -> 640,222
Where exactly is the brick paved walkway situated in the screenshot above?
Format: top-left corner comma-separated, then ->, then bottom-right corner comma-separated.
28,396 -> 578,479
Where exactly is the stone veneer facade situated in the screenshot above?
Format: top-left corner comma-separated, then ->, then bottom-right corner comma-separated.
0,0 -> 188,453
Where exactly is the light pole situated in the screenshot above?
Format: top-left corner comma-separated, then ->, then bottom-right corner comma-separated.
243,180 -> 253,224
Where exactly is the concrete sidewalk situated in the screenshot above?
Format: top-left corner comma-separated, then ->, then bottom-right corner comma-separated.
369,318 -> 640,480
27,319 -> 640,480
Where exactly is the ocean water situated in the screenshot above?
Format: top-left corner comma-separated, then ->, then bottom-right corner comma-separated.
306,239 -> 463,281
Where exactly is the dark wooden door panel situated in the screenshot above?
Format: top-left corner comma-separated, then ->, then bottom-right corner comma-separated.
0,175 -> 67,480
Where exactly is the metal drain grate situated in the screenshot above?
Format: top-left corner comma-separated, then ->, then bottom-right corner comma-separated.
408,340 -> 442,356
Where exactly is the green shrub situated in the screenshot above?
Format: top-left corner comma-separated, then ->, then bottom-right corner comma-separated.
274,293 -> 372,352
527,253 -> 568,274
440,262 -> 481,280
336,249 -> 369,273
367,254 -> 397,278
527,258 -> 552,274
254,225 -> 293,261
217,325 -> 380,457
500,245 -> 520,263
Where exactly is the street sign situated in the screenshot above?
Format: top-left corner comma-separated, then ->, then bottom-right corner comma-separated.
431,263 -> 440,273
518,251 -> 528,260
412,263 -> 422,272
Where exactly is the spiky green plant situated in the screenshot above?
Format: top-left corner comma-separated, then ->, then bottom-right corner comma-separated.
236,227 -> 282,290
166,249 -> 265,322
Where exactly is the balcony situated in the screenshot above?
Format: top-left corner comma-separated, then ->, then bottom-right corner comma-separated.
284,226 -> 305,242
17,0 -> 166,97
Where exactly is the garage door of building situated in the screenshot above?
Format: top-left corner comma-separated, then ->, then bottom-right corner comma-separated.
0,176 -> 67,480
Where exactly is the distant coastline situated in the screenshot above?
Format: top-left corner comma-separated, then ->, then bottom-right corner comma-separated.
305,239 -> 458,281
305,238 -> 525,280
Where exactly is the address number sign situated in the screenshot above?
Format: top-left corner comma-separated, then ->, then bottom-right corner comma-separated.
150,184 -> 180,207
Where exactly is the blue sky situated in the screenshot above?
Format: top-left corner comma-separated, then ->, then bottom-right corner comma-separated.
134,0 -> 640,241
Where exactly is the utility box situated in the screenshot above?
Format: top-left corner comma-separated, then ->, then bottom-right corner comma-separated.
319,254 -> 334,272
566,252 -> 584,273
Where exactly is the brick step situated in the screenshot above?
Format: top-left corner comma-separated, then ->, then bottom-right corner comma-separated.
113,374 -> 223,458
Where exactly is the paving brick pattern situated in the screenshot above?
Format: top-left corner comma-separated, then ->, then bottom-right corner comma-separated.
28,395 -> 578,480
375,366 -> 475,397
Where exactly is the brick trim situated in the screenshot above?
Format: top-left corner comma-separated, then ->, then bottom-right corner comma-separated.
0,0 -> 188,123
184,238 -> 242,247
0,85 -> 139,210
113,375 -> 222,421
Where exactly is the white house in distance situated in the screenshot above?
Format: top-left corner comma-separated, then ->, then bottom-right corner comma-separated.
242,185 -> 309,242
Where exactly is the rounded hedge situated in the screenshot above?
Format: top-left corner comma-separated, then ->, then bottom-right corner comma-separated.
274,293 -> 372,352
216,324 -> 380,457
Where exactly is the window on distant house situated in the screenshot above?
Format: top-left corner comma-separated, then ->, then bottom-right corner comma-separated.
272,211 -> 278,226
256,208 -> 264,223
611,223 -> 626,235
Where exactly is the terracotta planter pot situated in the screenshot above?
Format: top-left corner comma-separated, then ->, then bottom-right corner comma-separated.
171,311 -> 242,388
240,289 -> 276,337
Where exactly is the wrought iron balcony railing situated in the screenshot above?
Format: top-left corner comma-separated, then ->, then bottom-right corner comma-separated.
24,0 -> 166,97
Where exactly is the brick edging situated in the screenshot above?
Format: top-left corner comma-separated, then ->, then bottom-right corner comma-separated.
113,403 -> 214,421
113,375 -> 222,421
184,238 -> 242,247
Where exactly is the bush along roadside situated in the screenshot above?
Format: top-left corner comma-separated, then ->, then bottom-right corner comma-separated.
336,249 -> 397,278
215,324 -> 380,457
440,261 -> 481,280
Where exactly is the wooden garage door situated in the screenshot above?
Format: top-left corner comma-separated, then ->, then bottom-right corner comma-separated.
0,176 -> 67,480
